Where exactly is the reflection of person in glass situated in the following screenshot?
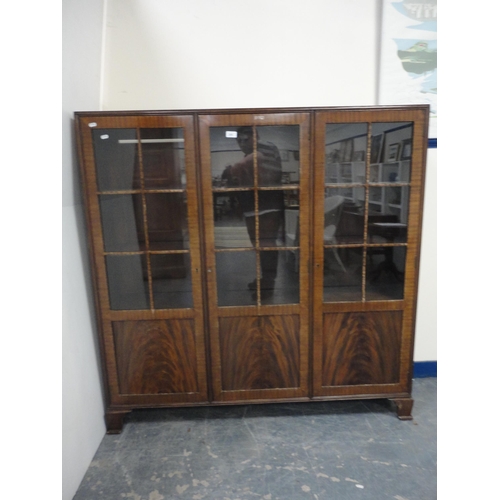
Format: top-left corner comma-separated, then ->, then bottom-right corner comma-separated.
222,126 -> 284,297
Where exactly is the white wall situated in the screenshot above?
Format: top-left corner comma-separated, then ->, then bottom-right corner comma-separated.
62,1 -> 107,499
102,0 -> 378,109
414,148 -> 436,361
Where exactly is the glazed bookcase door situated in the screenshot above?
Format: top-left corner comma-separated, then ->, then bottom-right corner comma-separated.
76,113 -> 208,406
312,107 -> 428,399
199,112 -> 311,402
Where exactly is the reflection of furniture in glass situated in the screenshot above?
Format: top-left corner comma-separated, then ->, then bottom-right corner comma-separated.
75,105 -> 428,432
136,130 -> 187,279
335,209 -> 362,245
284,207 -> 299,270
338,211 -> 399,236
213,194 -> 232,220
336,211 -> 399,267
368,222 -> 408,281
323,195 -> 346,272
142,193 -> 188,279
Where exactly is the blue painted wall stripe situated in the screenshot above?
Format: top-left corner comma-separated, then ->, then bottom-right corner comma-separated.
413,361 -> 437,378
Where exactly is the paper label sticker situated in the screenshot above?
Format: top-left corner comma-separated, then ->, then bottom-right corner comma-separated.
226,131 -> 238,138
88,122 -> 97,127
100,134 -> 109,140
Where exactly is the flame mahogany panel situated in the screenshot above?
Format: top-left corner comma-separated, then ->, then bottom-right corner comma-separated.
113,320 -> 198,395
322,311 -> 402,387
219,315 -> 300,391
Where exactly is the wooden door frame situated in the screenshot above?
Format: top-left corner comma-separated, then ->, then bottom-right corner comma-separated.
75,113 -> 209,407
311,106 -> 429,398
198,111 -> 313,402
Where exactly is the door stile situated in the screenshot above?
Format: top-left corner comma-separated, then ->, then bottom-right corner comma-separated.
180,115 -> 209,401
192,112 -> 214,403
311,114 -> 327,396
399,108 -> 429,390
198,114 -> 224,400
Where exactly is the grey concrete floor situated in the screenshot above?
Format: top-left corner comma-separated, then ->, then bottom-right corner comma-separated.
74,378 -> 436,500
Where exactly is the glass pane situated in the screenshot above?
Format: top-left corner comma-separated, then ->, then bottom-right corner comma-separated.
401,138 -> 413,161
264,249 -> 300,305
369,164 -> 380,183
371,122 -> 413,165
216,251 -> 257,306
340,163 -> 352,183
210,125 -> 300,188
386,186 -> 409,225
368,184 -> 384,214
381,163 -> 400,183
210,127 -> 254,187
257,191 -> 286,249
284,188 -> 299,209
400,160 -> 410,182
145,193 -> 189,250
325,123 -> 367,184
323,248 -> 362,302
324,187 -> 364,244
140,128 -> 186,189
92,129 -> 139,191
151,254 -> 193,309
99,194 -> 143,252
256,126 -> 300,186
367,186 -> 409,239
213,191 -> 254,249
366,246 -> 406,300
284,206 -> 299,249
369,186 -> 383,209
106,255 -> 149,310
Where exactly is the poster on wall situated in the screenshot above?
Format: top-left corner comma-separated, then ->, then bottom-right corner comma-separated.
378,0 -> 437,138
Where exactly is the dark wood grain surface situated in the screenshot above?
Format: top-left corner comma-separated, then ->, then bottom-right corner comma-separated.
219,315 -> 300,391
322,311 -> 402,387
113,319 -> 198,395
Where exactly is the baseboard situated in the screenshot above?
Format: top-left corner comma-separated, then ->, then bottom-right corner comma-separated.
413,361 -> 437,378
